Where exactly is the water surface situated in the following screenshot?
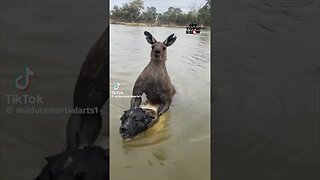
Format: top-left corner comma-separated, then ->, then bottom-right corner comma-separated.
110,24 -> 211,180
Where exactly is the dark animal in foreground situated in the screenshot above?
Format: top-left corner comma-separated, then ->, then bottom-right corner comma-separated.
35,146 -> 108,180
120,103 -> 158,139
66,26 -> 109,151
36,26 -> 109,179
130,31 -> 177,116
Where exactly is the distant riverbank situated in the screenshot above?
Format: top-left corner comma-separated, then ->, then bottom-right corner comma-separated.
110,19 -> 210,29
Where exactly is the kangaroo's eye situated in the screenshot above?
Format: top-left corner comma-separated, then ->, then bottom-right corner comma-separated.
151,46 -> 154,49
163,47 -> 166,50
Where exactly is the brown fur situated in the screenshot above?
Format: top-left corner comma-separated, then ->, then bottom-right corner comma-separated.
130,31 -> 177,116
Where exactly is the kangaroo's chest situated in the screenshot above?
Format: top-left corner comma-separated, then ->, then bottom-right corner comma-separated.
143,82 -> 163,103
144,77 -> 164,92
141,72 -> 170,103
137,63 -> 173,101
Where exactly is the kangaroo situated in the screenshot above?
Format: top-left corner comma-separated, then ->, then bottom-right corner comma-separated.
36,27 -> 109,180
130,31 -> 177,116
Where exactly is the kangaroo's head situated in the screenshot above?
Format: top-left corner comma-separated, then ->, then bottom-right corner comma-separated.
144,31 -> 177,61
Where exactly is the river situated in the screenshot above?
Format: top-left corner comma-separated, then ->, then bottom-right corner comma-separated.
110,24 -> 211,180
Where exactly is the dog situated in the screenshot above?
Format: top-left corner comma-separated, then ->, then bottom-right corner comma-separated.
35,146 -> 109,180
119,102 -> 159,140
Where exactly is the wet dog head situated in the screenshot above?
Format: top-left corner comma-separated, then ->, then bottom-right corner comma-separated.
119,108 -> 156,140
35,146 -> 108,180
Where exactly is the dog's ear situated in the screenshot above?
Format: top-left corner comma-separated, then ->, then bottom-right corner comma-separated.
144,31 -> 157,45
144,114 -> 155,126
144,112 -> 156,123
163,33 -> 177,47
147,114 -> 155,120
120,114 -> 126,121
120,110 -> 129,121
144,110 -> 156,119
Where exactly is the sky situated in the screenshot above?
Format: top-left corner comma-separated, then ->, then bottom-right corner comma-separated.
110,0 -> 208,13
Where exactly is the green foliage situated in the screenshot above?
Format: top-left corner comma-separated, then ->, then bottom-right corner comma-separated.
140,6 -> 157,23
110,0 -> 211,26
157,7 -> 182,24
110,0 -> 144,22
197,0 -> 211,26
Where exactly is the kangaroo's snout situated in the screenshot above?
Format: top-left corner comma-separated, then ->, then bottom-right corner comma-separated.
153,47 -> 161,58
151,42 -> 166,60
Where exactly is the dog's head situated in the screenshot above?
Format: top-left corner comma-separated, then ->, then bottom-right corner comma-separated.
35,146 -> 108,180
119,108 -> 156,140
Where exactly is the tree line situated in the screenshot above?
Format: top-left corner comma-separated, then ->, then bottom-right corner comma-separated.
110,0 -> 211,26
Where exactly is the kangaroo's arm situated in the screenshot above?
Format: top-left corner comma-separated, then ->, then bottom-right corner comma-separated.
158,92 -> 172,116
158,99 -> 171,116
130,80 -> 144,109
130,90 -> 143,109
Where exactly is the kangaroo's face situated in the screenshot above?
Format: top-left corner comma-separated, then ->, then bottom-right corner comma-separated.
144,31 -> 177,61
151,42 -> 167,60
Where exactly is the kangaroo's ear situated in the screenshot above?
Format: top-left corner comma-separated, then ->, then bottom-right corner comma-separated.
163,33 -> 177,47
144,31 -> 157,45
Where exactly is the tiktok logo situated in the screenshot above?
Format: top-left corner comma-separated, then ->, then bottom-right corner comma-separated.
111,82 -> 123,97
113,82 -> 121,91
15,66 -> 35,91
